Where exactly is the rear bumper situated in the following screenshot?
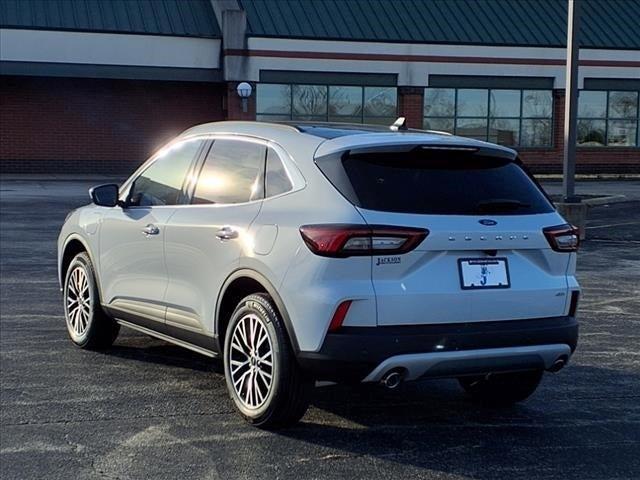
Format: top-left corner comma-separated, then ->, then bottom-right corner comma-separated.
296,316 -> 578,382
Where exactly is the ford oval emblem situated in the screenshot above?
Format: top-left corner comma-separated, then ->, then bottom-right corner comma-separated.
479,219 -> 497,226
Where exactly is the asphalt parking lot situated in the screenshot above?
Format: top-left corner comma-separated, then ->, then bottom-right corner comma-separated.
1,178 -> 639,480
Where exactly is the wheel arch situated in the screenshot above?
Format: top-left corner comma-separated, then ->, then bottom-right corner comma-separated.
215,269 -> 299,354
60,234 -> 103,300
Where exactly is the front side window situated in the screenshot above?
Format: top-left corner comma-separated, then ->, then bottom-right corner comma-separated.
257,83 -> 397,124
128,139 -> 203,207
424,88 -> 553,147
193,139 -> 265,204
578,90 -> 639,147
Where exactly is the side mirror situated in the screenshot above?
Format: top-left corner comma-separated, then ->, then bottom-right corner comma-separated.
89,184 -> 120,207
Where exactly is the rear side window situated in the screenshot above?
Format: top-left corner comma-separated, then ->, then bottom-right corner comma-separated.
193,139 -> 265,204
265,147 -> 293,197
128,139 -> 203,207
319,148 -> 554,215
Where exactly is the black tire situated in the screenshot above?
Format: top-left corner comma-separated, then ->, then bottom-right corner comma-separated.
458,370 -> 543,406
223,293 -> 312,429
63,252 -> 119,349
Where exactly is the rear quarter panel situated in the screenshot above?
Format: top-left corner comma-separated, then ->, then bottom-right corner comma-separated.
247,168 -> 378,353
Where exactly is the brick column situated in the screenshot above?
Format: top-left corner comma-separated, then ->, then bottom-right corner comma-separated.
226,82 -> 256,121
398,86 -> 424,129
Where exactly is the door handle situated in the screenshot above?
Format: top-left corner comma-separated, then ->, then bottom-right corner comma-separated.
142,224 -> 160,236
216,226 -> 239,240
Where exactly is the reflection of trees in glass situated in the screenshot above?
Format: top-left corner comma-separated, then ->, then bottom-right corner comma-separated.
490,90 -> 520,117
424,88 -> 553,146
257,84 -> 291,115
425,88 -> 455,116
329,86 -> 362,116
457,89 -> 488,117
577,91 -> 639,146
609,91 -> 638,118
607,120 -> 637,146
577,120 -> 605,146
521,119 -> 551,147
522,91 -> 552,118
293,85 -> 327,116
578,91 -> 607,118
424,118 -> 454,133
365,87 -> 397,116
257,83 -> 398,123
489,118 -> 519,146
456,118 -> 487,141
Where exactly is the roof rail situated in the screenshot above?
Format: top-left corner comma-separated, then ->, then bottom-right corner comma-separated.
423,129 -> 453,136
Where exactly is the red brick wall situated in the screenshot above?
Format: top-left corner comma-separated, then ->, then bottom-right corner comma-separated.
398,86 -> 424,129
2,76 -> 637,174
519,90 -> 640,174
0,76 -> 225,173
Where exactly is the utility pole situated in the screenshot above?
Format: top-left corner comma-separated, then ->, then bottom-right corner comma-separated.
557,0 -> 587,239
562,0 -> 581,202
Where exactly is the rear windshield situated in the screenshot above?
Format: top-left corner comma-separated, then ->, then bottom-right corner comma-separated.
318,149 -> 554,215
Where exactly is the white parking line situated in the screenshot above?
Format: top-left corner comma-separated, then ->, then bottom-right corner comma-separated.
586,222 -> 640,229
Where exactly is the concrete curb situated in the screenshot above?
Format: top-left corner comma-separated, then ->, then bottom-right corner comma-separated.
537,174 -> 640,181
582,195 -> 628,206
552,195 -> 631,207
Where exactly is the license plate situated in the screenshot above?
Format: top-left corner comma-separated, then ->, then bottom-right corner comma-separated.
458,258 -> 510,289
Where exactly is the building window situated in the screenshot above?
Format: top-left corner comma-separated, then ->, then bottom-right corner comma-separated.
577,90 -> 639,147
423,88 -> 553,147
257,84 -> 397,125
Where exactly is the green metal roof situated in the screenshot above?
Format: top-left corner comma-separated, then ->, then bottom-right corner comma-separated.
240,0 -> 640,50
0,0 -> 220,38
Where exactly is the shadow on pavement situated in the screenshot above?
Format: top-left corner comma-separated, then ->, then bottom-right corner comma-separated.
276,365 -> 640,478
101,341 -> 224,374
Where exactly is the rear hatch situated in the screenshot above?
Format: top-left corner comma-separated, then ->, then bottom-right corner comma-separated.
316,143 -> 573,326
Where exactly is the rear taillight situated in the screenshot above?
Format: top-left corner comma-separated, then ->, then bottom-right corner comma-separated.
299,224 -> 428,257
543,224 -> 580,252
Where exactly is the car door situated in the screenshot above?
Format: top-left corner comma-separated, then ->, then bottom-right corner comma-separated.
163,137 -> 265,346
99,138 -> 205,331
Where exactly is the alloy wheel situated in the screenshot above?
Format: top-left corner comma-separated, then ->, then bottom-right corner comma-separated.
229,313 -> 274,409
66,265 -> 91,336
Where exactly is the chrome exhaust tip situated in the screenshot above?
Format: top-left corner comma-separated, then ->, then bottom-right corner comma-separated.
547,356 -> 568,373
380,369 -> 405,389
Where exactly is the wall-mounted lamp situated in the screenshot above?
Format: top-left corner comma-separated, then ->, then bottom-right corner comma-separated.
236,82 -> 253,113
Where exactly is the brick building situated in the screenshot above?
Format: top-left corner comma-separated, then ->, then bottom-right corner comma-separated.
1,0 -> 638,174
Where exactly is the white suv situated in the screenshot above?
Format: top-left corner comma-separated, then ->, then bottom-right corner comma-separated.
58,121 -> 580,428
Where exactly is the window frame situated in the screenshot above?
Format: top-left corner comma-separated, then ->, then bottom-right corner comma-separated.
188,135 -> 303,207
120,134 -> 305,209
423,87 -> 554,148
256,82 -> 398,125
577,89 -> 640,148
